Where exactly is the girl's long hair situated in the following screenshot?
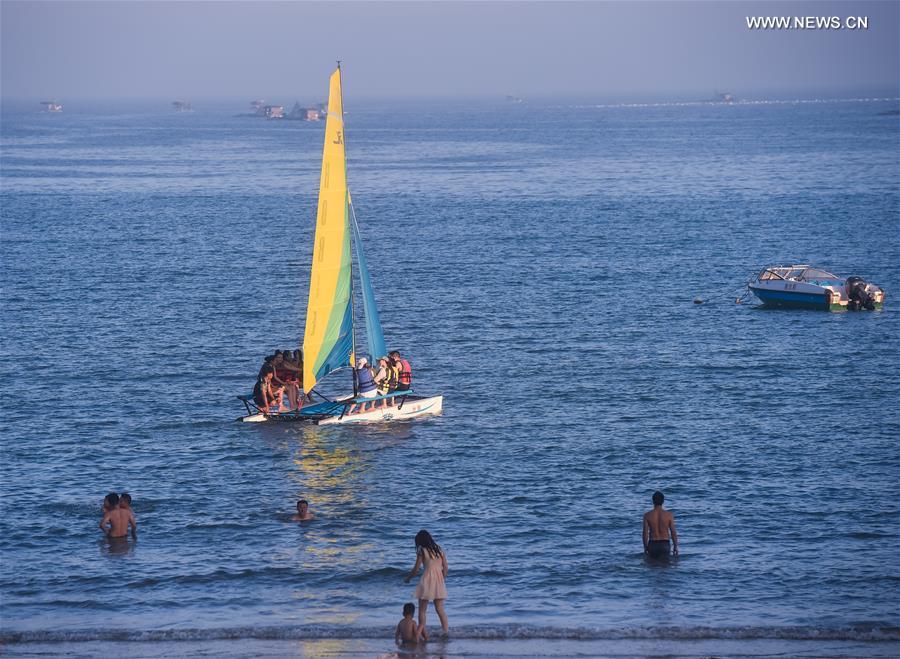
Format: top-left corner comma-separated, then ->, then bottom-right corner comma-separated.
414,529 -> 442,558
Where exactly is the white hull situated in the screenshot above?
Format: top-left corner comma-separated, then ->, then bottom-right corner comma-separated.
317,395 -> 443,425
240,412 -> 274,423
239,395 -> 443,425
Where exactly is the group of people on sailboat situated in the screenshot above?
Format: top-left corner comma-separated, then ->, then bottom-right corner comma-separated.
254,349 -> 305,413
252,348 -> 413,415
353,350 -> 413,414
239,67 -> 439,424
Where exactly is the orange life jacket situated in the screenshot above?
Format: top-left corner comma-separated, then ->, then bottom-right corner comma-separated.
398,358 -> 412,387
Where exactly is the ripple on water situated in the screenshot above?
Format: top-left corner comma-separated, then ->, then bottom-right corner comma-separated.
1,100 -> 899,636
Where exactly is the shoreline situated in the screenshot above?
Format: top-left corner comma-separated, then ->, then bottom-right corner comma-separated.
5,637 -> 900,658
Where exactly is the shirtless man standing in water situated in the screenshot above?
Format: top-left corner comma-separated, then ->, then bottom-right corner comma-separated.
99,493 -> 137,539
643,490 -> 678,559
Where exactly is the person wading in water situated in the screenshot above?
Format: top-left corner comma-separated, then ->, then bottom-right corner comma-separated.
643,490 -> 678,559
404,529 -> 449,640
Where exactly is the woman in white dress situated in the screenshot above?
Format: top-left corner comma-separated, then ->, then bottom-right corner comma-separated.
403,529 -> 448,639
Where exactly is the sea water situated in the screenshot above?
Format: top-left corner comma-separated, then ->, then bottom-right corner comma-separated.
1,97 -> 898,653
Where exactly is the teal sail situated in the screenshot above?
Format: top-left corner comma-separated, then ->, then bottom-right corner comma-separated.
349,197 -> 387,362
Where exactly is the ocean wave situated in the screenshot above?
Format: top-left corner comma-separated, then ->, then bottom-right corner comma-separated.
3,624 -> 899,644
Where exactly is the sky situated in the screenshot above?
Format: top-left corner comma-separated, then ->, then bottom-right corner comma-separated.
1,1 -> 898,102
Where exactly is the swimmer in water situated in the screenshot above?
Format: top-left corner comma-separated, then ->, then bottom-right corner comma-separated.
101,492 -> 117,514
291,499 -> 314,521
99,493 -> 137,539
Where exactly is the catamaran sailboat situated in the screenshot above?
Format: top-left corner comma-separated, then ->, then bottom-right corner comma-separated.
239,65 -> 443,424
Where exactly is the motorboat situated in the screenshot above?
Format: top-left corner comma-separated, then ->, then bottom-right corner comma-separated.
747,265 -> 884,311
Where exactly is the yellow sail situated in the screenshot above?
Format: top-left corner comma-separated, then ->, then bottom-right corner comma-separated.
302,67 -> 353,392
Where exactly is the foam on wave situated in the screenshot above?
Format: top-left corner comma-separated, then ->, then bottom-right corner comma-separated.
3,624 -> 899,644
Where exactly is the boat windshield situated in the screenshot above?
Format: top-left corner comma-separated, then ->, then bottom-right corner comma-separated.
798,268 -> 839,281
759,269 -> 786,281
756,265 -> 840,284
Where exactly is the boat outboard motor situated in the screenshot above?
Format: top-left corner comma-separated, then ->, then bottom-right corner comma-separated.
846,276 -> 875,311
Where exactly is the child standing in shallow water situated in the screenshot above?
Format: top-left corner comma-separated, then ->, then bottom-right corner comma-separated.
403,529 -> 448,640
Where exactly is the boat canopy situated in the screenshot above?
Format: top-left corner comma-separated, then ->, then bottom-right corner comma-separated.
758,265 -> 840,282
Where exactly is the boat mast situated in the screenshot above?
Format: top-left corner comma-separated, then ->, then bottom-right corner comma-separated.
338,61 -> 360,396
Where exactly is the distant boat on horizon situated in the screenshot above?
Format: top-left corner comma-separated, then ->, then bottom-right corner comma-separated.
233,100 -> 267,117
40,100 -> 62,113
235,100 -> 295,119
712,91 -> 735,104
287,101 -> 325,121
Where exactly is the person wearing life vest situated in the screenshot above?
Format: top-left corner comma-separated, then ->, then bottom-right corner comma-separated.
354,356 -> 378,413
389,350 -> 412,392
373,356 -> 397,408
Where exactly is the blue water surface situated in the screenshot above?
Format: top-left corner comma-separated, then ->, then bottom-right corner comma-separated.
1,97 -> 898,644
